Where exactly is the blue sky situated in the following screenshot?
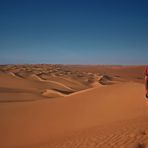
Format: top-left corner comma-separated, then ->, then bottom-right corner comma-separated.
0,0 -> 148,65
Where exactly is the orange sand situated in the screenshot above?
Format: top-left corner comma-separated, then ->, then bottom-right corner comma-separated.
0,65 -> 147,148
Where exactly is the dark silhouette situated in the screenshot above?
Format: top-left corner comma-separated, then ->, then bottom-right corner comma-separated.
144,65 -> 148,98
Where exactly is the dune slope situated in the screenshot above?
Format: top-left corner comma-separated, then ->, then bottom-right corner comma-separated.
0,82 -> 148,148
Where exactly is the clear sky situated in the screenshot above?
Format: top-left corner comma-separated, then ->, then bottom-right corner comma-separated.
0,0 -> 148,65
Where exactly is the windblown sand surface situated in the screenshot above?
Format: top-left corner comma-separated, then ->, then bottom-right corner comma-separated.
0,65 -> 148,148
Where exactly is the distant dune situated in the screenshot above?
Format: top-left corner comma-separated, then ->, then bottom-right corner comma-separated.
0,64 -> 147,148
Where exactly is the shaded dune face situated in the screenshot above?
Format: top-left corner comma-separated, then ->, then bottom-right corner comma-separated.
99,75 -> 114,85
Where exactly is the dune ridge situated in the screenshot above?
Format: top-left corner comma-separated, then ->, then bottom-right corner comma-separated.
0,68 -> 116,102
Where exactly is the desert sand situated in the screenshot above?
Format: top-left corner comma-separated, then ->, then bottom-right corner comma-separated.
0,65 -> 148,148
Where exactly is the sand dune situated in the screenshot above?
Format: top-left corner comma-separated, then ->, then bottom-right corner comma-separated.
0,65 -> 147,148
0,82 -> 148,148
0,72 -> 75,101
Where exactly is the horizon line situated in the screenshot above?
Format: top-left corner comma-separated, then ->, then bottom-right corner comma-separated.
0,63 -> 147,66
